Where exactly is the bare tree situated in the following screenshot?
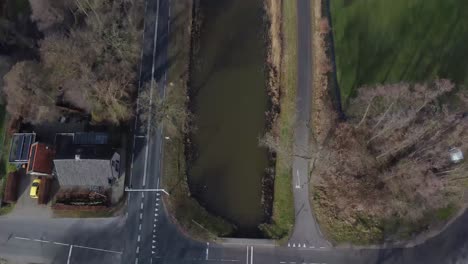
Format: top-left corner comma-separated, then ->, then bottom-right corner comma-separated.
3,61 -> 60,123
313,80 -> 468,239
137,81 -> 191,137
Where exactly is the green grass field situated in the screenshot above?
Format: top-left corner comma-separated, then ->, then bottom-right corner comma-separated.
331,0 -> 468,106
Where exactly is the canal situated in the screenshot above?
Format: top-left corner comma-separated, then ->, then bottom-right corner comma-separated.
188,0 -> 269,237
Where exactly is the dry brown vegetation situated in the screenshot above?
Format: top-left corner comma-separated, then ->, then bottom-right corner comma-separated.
312,80 -> 468,243
2,0 -> 143,124
311,0 -> 336,145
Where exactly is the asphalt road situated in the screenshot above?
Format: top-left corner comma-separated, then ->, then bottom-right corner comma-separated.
289,0 -> 328,249
121,0 -> 173,262
2,0 -> 468,264
0,216 -> 124,263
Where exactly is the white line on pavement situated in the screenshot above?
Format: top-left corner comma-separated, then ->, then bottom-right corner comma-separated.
295,169 -> 301,189
205,242 -> 209,260
14,237 -> 30,241
246,246 -> 249,264
142,0 -> 161,187
73,245 -> 122,254
250,246 -> 253,264
33,239 -> 50,243
53,242 -> 69,246
67,245 -> 73,264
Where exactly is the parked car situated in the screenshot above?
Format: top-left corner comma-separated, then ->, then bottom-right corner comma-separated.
30,178 -> 41,199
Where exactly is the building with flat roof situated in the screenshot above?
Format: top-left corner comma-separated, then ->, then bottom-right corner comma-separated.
8,133 -> 36,163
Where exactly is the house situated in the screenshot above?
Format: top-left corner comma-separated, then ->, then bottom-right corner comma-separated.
53,132 -> 121,191
53,153 -> 120,190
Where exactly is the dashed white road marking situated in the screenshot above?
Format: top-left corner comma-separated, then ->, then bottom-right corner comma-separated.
54,242 -> 69,246
136,246 -> 140,254
205,242 -> 210,260
137,235 -> 141,242
33,239 -> 50,243
139,224 -> 142,231
141,203 -> 144,210
140,213 -> 143,220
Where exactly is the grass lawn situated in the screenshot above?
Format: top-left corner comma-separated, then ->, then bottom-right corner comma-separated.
259,0 -> 297,242
331,0 -> 468,106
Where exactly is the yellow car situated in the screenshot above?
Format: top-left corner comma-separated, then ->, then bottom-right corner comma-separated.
30,178 -> 41,199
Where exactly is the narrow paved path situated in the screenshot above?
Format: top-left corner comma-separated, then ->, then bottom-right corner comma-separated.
289,0 -> 328,248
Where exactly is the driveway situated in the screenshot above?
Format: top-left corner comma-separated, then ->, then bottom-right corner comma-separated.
8,171 -> 53,219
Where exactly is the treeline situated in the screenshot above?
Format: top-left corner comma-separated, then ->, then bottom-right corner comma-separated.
313,80 -> 468,242
2,0 -> 144,124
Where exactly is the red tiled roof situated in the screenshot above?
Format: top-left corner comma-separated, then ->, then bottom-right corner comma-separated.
27,143 -> 55,174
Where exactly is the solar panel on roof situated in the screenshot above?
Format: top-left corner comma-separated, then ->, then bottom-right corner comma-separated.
73,133 -> 109,145
8,133 -> 35,163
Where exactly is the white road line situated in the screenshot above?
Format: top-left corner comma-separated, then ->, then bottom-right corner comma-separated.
246,246 -> 249,264
139,224 -> 142,231
295,169 -> 301,189
142,0 -> 161,187
142,192 -> 145,198
140,203 -> 144,210
53,242 -> 69,246
136,246 -> 140,254
140,213 -> 143,220
73,245 -> 122,254
14,237 -> 30,241
33,239 -> 50,243
137,235 -> 141,242
135,258 -> 139,264
67,245 -> 73,264
205,242 -> 209,260
250,246 -> 253,264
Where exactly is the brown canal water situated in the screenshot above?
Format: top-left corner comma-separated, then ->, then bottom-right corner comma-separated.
188,0 -> 269,237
